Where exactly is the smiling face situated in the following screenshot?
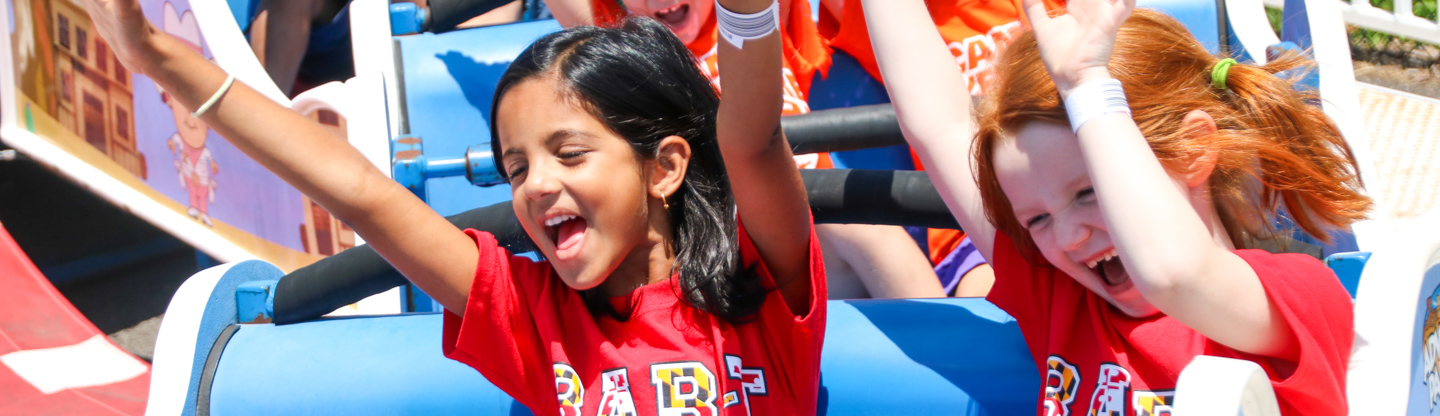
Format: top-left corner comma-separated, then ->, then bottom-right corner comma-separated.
993,122 -> 1163,318
164,93 -> 209,149
624,0 -> 714,44
495,76 -> 671,294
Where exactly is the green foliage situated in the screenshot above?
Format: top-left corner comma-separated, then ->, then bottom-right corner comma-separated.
1417,0 -> 1439,20
1366,0 -> 1438,20
1266,6 -> 1283,37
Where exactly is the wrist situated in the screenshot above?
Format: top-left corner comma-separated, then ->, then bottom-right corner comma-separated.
131,24 -> 179,76
1057,67 -> 1114,99
1062,78 -> 1130,133
718,0 -> 776,14
716,0 -> 780,49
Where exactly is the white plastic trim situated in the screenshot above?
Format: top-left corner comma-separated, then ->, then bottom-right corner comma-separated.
1348,210 -> 1440,415
1255,0 -> 1395,249
350,0 -> 404,143
1173,355 -> 1282,416
144,262 -> 241,416
1227,0 -> 1283,63
1303,0 -> 1396,250
190,0 -> 289,104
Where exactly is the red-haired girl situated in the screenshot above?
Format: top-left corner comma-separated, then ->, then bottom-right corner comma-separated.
866,0 -> 1369,413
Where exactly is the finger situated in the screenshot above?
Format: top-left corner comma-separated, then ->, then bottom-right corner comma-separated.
1119,0 -> 1136,17
1020,0 -> 1052,28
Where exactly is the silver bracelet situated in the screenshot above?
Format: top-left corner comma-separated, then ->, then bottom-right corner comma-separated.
1063,78 -> 1130,133
715,0 -> 780,50
191,74 -> 236,118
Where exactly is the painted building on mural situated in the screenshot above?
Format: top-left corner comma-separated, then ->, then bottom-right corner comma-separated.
49,0 -> 143,178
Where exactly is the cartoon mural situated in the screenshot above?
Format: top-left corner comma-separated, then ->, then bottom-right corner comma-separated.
2,0 -> 347,270
1420,285 -> 1440,413
157,2 -> 216,226
42,0 -> 142,177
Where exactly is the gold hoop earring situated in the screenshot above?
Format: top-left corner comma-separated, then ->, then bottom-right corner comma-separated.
663,194 -> 670,210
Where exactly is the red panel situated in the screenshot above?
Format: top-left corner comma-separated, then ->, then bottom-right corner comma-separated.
0,224 -> 150,414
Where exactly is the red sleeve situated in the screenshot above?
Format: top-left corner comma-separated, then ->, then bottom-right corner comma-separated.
984,231 -> 1056,380
738,220 -> 826,415
985,232 -> 1053,333
1231,250 -> 1354,413
441,229 -> 555,412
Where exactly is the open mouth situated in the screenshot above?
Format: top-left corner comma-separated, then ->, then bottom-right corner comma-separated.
654,4 -> 690,27
544,214 -> 589,261
1084,250 -> 1130,288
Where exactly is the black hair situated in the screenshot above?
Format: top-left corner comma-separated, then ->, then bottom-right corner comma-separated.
489,17 -> 766,322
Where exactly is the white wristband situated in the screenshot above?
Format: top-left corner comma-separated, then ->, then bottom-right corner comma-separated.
1063,78 -> 1130,133
191,74 -> 236,118
715,0 -> 780,50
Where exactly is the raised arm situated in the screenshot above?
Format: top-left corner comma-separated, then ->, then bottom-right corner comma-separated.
714,0 -> 813,315
539,0 -> 597,27
85,0 -> 478,314
860,0 -> 997,260
1022,0 -> 1296,357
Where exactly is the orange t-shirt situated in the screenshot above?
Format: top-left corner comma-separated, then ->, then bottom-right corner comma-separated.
820,0 -> 1064,96
818,0 -> 1062,257
593,0 -> 835,168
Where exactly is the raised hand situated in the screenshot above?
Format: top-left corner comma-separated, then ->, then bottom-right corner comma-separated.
83,0 -> 163,76
1020,0 -> 1134,96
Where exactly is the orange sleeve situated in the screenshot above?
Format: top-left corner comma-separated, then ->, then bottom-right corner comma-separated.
781,0 -> 833,96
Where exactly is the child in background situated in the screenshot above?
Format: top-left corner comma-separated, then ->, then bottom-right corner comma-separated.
866,0 -> 1367,414
818,0 -> 1067,297
85,0 -> 824,413
545,0 -> 944,300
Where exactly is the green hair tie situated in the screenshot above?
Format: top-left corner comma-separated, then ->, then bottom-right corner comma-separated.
1211,58 -> 1237,90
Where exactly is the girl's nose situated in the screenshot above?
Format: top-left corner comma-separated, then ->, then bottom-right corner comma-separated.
522,165 -> 561,202
1054,213 -> 1092,252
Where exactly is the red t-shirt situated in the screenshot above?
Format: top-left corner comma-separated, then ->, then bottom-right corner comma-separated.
591,0 -> 835,169
443,223 -> 826,416
985,233 -> 1352,416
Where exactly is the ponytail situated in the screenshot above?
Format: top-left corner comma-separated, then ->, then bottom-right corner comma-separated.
1207,55 -> 1371,244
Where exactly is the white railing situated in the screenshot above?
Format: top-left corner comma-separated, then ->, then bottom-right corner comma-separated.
1263,0 -> 1440,45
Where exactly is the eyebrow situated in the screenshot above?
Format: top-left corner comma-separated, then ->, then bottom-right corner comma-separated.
500,129 -> 597,158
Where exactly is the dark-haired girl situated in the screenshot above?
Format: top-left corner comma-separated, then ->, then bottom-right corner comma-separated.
84,0 -> 823,414
869,0 -> 1365,413
543,0 -> 946,301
